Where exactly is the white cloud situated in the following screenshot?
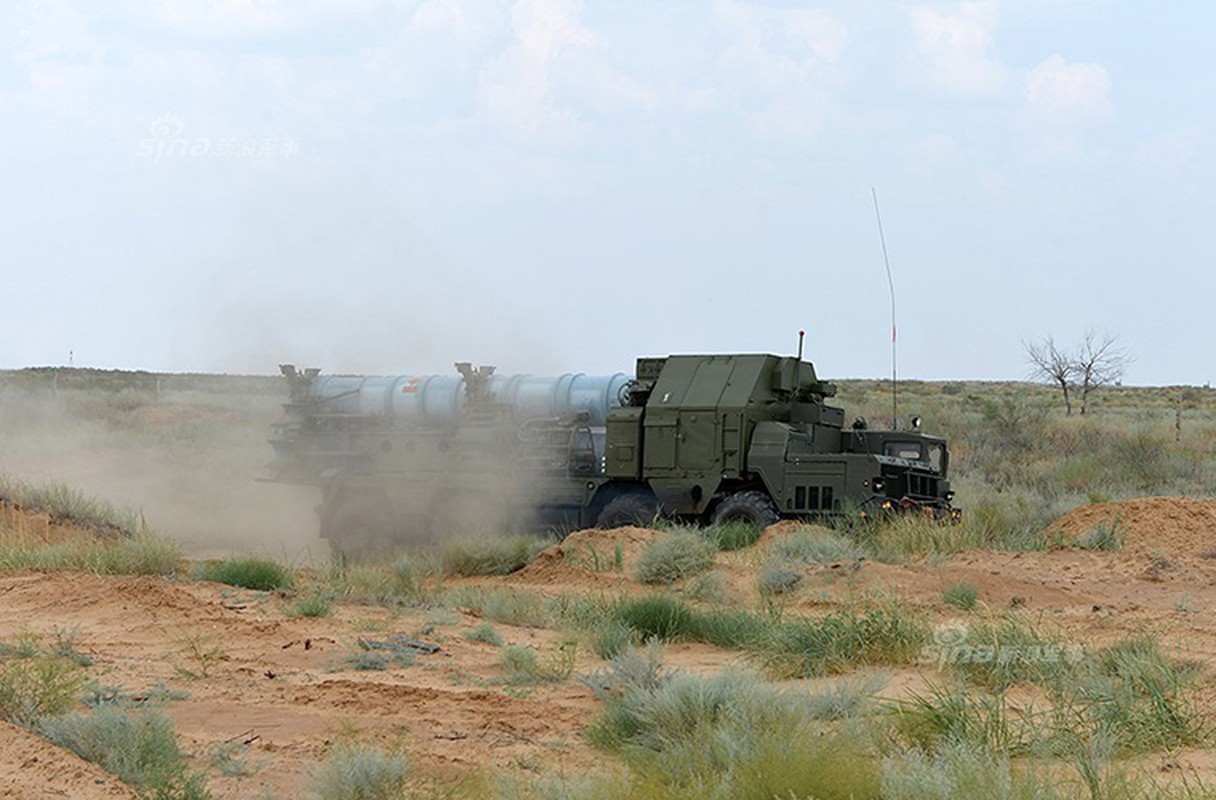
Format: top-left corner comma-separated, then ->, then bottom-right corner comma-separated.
1025,54 -> 1111,121
1137,125 -> 1206,171
712,0 -> 848,140
476,0 -> 595,139
909,1 -> 1006,96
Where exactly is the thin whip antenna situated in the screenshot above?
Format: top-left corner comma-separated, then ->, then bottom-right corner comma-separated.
871,187 -> 897,429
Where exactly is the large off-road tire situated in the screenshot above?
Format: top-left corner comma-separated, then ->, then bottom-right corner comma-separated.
710,490 -> 779,528
325,498 -> 392,564
595,492 -> 659,529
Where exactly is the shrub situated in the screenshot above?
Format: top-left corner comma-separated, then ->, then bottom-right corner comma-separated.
882,742 -> 1055,800
757,564 -> 803,596
440,535 -> 548,577
769,527 -> 865,565
585,668 -> 883,798
947,616 -> 1072,691
331,555 -> 435,607
589,620 -> 635,660
499,643 -> 576,685
444,586 -> 554,628
39,708 -> 211,799
611,595 -> 699,641
943,582 -> 980,611
310,742 -> 409,800
462,622 -> 503,646
288,592 -> 335,618
633,531 -> 716,585
761,601 -> 928,677
196,557 -> 293,591
0,652 -> 85,726
683,570 -> 729,604
707,521 -> 764,551
890,683 -> 1029,755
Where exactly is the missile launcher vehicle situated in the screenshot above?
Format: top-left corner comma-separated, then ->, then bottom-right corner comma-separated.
268,353 -> 958,559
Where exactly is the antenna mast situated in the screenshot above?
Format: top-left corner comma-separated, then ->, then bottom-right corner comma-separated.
871,188 -> 898,429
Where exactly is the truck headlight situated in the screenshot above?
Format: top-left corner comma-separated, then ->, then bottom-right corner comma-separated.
872,478 -> 884,493
944,491 -> 955,503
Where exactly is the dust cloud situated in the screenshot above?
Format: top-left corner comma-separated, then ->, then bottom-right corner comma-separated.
0,371 -> 323,562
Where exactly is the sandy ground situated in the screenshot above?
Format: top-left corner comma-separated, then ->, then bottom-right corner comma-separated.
1,496 -> 1216,796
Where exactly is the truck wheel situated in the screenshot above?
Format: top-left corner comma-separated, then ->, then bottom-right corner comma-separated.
710,491 -> 779,528
326,500 -> 391,564
596,493 -> 659,529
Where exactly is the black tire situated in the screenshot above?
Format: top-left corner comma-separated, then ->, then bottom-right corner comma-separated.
710,490 -> 779,528
595,492 -> 659,529
325,498 -> 391,564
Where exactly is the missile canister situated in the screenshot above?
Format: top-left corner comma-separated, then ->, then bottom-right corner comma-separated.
307,372 -> 630,426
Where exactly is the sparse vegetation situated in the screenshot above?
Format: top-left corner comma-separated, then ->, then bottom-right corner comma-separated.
5,373 -> 1216,797
0,646 -> 86,726
0,534 -> 182,575
769,526 -> 865,565
633,530 -> 716,584
499,642 -> 577,684
39,707 -> 212,800
288,591 -> 336,618
761,599 -> 929,677
310,742 -> 410,800
0,476 -> 140,536
1078,519 -> 1123,551
440,535 -> 549,577
196,556 -> 294,591
462,622 -> 503,646
943,582 -> 980,610
706,521 -> 764,551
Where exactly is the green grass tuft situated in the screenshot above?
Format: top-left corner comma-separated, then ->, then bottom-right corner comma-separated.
196,557 -> 293,591
706,521 -> 765,551
943,582 -> 980,611
288,592 -> 335,618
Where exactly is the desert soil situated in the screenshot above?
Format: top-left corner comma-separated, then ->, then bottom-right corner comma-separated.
3,496 -> 1216,796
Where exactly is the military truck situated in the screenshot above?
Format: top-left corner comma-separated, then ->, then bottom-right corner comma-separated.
268,353 -> 958,559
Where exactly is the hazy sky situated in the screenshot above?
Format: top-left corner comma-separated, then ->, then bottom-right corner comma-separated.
2,1 -> 1211,384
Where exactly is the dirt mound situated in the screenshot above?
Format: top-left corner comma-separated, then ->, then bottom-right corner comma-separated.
0,721 -> 138,799
1049,496 -> 1216,558
513,526 -> 661,586
0,502 -> 116,545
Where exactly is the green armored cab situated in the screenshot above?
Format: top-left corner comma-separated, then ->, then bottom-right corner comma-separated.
269,353 -> 958,559
596,354 -> 956,527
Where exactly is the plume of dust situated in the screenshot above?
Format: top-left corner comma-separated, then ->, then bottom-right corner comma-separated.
0,373 -> 322,564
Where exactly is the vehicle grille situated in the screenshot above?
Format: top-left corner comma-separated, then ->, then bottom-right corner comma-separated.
908,473 -> 938,498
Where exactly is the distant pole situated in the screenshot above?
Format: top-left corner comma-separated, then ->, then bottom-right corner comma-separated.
872,187 -> 898,429
796,329 -> 805,361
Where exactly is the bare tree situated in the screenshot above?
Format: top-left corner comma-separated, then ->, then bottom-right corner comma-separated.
1025,336 -> 1076,415
1075,331 -> 1129,415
